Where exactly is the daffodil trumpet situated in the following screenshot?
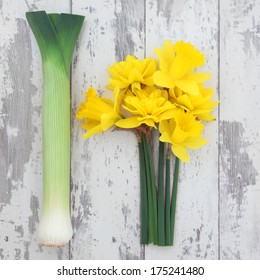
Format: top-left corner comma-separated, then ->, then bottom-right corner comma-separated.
26,11 -> 84,246
76,40 -> 218,246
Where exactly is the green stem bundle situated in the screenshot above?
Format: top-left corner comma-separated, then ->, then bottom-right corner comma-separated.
138,131 -> 180,246
142,132 -> 157,244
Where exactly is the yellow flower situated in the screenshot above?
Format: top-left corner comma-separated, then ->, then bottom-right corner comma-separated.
153,40 -> 211,95
107,55 -> 157,92
169,85 -> 219,121
76,87 -> 122,138
116,87 -> 175,128
159,109 -> 208,162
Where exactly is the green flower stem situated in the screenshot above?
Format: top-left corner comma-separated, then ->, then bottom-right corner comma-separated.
165,154 -> 171,245
170,156 -> 180,245
157,140 -> 165,246
141,133 -> 154,243
137,135 -> 149,244
146,133 -> 158,244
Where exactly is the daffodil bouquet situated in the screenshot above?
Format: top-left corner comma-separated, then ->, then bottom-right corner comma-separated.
77,40 -> 218,246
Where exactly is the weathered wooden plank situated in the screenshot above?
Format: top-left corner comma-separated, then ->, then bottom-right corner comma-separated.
1,0 -> 259,261
70,0 -> 145,259
219,0 -> 260,259
0,0 -> 70,259
145,0 -> 219,259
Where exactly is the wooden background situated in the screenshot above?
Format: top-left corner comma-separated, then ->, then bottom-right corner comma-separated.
0,0 -> 259,260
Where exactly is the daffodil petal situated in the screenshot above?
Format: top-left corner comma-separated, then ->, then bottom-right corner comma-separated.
82,119 -> 100,130
174,80 -> 200,95
184,72 -> 211,82
197,114 -> 216,121
183,137 -> 208,149
83,125 -> 103,139
171,144 -> 190,163
193,108 -> 212,115
129,69 -> 144,83
176,94 -> 194,110
108,68 -> 129,83
159,132 -> 172,144
141,118 -> 156,128
108,78 -> 129,88
170,56 -> 191,80
100,97 -> 114,106
101,111 -> 121,131
116,117 -> 141,128
173,41 -> 205,67
153,71 -> 175,88
142,59 -> 157,77
154,40 -> 175,73
159,120 -> 169,134
157,109 -> 175,121
143,76 -> 154,86
85,87 -> 97,98
172,124 -> 188,143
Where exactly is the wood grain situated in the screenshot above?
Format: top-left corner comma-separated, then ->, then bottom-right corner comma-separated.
219,0 -> 260,259
0,0 -> 260,260
70,0 -> 145,259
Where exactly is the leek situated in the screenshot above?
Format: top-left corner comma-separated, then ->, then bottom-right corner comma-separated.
26,11 -> 84,246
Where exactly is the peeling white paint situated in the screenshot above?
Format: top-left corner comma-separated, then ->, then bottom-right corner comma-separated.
6,125 -> 18,137
220,0 -> 260,259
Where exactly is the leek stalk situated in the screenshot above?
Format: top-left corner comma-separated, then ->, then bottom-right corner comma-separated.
26,11 -> 84,246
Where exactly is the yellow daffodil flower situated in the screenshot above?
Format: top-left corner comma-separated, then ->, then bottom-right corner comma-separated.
76,87 -> 122,138
159,109 -> 208,162
116,87 -> 175,128
169,85 -> 219,121
153,40 -> 211,95
107,55 -> 157,92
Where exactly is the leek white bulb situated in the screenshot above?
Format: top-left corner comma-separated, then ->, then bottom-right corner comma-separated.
39,209 -> 73,247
